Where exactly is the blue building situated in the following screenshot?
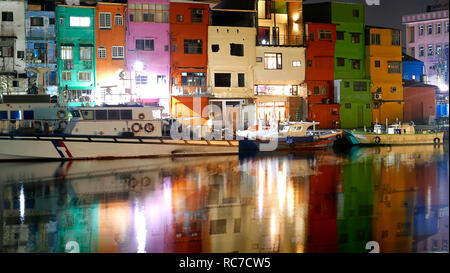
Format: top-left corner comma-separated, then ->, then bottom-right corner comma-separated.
25,1 -> 57,96
402,53 -> 424,82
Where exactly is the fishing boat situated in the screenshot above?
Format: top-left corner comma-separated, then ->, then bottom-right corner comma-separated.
349,123 -> 445,145
238,122 -> 343,152
0,104 -> 239,161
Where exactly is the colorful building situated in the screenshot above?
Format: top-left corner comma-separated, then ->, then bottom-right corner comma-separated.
0,0 -> 28,95
25,0 -> 57,96
169,0 -> 211,127
365,26 -> 404,125
254,0 -> 307,124
95,2 -> 128,105
56,4 -> 96,106
305,22 -> 340,129
304,2 -> 372,129
402,6 -> 449,92
402,53 -> 425,82
403,80 -> 437,124
126,0 -> 170,112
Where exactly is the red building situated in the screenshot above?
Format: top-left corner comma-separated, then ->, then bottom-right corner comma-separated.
170,1 -> 210,126
305,23 -> 340,129
403,81 -> 437,124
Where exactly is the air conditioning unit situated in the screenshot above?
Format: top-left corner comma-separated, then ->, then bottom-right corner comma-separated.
372,93 -> 382,100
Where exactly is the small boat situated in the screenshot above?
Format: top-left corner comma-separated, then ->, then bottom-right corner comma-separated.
238,122 -> 343,152
350,123 -> 444,145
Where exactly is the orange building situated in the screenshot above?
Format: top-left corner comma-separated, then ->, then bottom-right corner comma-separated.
95,2 -> 128,104
170,1 -> 210,127
365,26 -> 404,124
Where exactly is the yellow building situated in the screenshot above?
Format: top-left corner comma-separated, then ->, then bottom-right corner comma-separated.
365,27 -> 404,125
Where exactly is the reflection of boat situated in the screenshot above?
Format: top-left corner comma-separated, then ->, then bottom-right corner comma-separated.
350,123 -> 444,145
239,122 -> 343,152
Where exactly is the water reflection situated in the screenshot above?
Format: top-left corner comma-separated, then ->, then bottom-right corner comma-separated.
0,145 -> 448,253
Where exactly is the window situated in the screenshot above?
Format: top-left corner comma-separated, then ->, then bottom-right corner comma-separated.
95,110 -> 107,120
446,22 -> 449,33
114,14 -> 123,26
192,9 -> 203,23
428,44 -> 434,56
375,60 -> 381,67
436,44 -> 442,56
319,30 -> 332,40
184,39 -> 202,54
408,27 -> 415,43
61,46 -> 73,60
49,18 -> 55,25
99,13 -> 112,29
0,111 -> 7,120
62,71 -> 71,81
78,72 -> 91,81
307,60 -> 312,67
337,58 -> 345,67
211,44 -> 219,52
419,45 -> 425,57
112,46 -> 124,59
238,73 -> 245,87
354,82 -> 367,91
108,110 -> 120,120
177,15 -> 183,22
1,12 -> 13,21
128,4 -> 169,23
70,16 -> 90,27
351,33 -> 360,43
345,103 -> 351,109
419,24 -> 424,36
136,39 -> 154,51
391,30 -> 401,46
210,219 -> 226,235
120,110 -> 132,120
98,46 -> 106,59
390,87 -> 397,93
17,51 -> 24,59
13,81 -> 19,87
264,53 -> 282,70
181,72 -> 205,86
314,86 -> 327,96
214,73 -> 231,87
371,34 -> 380,45
157,75 -> 167,85
172,45 -> 178,52
30,17 -> 44,26
427,24 -> 433,35
230,43 -> 244,56
79,47 -> 92,60
353,9 -> 359,17
337,31 -> 344,40
436,23 -> 441,34
10,111 -> 21,120
234,219 -> 241,233
388,61 -> 401,73
136,75 -> 148,85
366,104 -> 371,109
351,59 -> 360,70
292,60 -> 301,67
81,110 -> 94,120
376,87 -> 382,92
344,82 -> 350,88
59,17 -> 64,25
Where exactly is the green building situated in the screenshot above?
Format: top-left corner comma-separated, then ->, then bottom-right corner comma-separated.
304,2 -> 372,128
56,5 -> 96,107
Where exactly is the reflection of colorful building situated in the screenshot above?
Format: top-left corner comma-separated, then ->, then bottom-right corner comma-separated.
365,26 -> 404,124
95,2 -> 128,104
305,22 -> 340,129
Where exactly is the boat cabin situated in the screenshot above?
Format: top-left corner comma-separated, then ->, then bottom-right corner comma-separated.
279,122 -> 320,137
387,124 -> 415,135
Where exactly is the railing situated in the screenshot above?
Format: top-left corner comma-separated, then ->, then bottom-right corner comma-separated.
171,86 -> 213,96
0,119 -> 65,135
258,35 -> 304,46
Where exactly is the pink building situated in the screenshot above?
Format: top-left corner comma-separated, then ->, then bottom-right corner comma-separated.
402,6 -> 449,91
126,0 -> 171,112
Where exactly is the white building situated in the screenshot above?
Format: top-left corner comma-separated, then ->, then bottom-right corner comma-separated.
0,0 -> 27,95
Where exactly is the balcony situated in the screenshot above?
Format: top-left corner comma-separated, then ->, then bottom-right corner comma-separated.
171,86 -> 213,97
258,35 -> 304,46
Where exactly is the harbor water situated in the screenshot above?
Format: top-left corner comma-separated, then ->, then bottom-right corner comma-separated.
0,145 -> 448,253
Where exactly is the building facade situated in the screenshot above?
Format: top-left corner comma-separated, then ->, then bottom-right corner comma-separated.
304,2 -> 372,129
25,1 -> 57,96
402,8 -> 449,92
365,26 -> 404,125
402,53 -> 425,82
95,2 -> 128,105
170,0 -> 211,126
403,81 -> 437,124
56,4 -> 96,106
126,0 -> 170,112
0,0 -> 27,95
305,22 -> 340,129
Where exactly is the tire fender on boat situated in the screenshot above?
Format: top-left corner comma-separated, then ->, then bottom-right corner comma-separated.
144,123 -> 154,133
434,137 -> 440,144
374,136 -> 381,144
131,123 -> 142,133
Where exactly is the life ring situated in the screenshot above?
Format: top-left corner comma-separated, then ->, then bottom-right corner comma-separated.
131,123 -> 142,133
374,136 -> 381,144
58,120 -> 68,131
57,110 -> 67,120
138,113 -> 145,120
434,137 -> 440,144
144,123 -> 154,133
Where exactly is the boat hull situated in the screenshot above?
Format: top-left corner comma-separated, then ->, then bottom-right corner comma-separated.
0,135 -> 239,161
352,132 -> 445,145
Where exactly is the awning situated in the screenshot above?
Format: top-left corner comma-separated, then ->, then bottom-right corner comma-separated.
60,43 -> 75,46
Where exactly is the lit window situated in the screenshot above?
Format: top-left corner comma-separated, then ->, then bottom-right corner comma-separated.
436,44 -> 442,56
70,16 -> 90,27
292,60 -> 301,67
97,46 -> 106,59
61,46 -> 73,60
388,61 -> 401,73
319,30 -> 332,40
264,53 -> 282,70
157,75 -> 167,85
99,12 -> 112,29
391,30 -> 401,46
112,46 -> 124,59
